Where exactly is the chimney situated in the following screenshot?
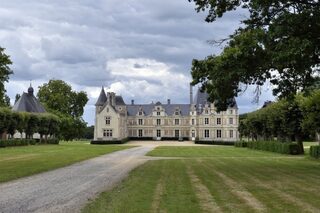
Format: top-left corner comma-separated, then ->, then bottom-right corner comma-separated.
131,100 -> 134,105
190,83 -> 193,105
167,99 -> 171,104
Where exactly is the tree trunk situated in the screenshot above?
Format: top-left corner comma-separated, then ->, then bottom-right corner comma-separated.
295,134 -> 304,154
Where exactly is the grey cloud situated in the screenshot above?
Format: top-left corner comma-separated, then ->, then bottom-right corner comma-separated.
0,0 -> 271,125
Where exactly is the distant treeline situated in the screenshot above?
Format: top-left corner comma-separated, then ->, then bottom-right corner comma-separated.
239,90 -> 320,150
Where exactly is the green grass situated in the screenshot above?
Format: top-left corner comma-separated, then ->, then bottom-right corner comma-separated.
147,146 -> 287,157
83,146 -> 320,213
0,141 -> 132,183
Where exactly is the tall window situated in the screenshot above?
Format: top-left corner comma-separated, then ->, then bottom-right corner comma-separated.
157,130 -> 161,137
216,118 -> 221,125
192,119 -> 195,125
105,117 -> 111,125
230,110 -> 233,114
229,118 -> 233,125
138,129 -> 143,137
229,130 -> 234,138
217,130 -> 222,138
138,119 -> 143,125
175,119 -> 180,125
192,130 -> 195,137
204,129 -> 210,138
204,118 -> 209,125
175,130 -> 179,138
156,119 -> 161,125
103,129 -> 113,137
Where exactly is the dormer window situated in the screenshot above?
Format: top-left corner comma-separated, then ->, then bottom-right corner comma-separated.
157,107 -> 160,110
139,111 -> 143,116
105,117 -> 111,125
175,111 -> 179,115
157,111 -> 161,116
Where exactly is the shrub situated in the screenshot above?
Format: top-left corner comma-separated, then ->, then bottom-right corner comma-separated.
46,138 -> 60,144
310,146 -> 320,158
195,140 -> 235,146
91,138 -> 129,145
0,139 -> 36,147
246,141 -> 302,155
235,141 -> 248,147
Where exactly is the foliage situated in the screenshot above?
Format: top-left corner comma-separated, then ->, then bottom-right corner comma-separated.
189,0 -> 320,110
309,146 -> 320,158
37,80 -> 89,140
91,138 -> 129,145
0,139 -> 36,148
83,125 -> 94,139
234,141 -> 248,147
299,90 -> 320,134
0,107 -> 60,140
37,79 -> 88,118
246,141 -> 302,155
0,47 -> 13,107
194,140 -> 235,146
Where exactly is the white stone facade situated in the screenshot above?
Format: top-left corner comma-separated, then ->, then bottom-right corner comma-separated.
94,87 -> 239,142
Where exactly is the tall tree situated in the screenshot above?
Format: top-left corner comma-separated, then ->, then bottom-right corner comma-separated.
37,80 -> 88,118
0,47 -> 13,107
37,80 -> 89,140
189,0 -> 320,111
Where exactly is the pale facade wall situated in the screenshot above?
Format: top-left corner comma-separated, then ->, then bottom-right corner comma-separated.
94,104 -> 127,140
94,94 -> 239,142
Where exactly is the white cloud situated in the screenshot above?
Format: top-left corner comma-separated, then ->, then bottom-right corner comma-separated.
0,0 -> 271,125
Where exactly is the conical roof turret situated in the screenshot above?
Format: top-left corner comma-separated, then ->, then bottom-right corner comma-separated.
95,86 -> 107,106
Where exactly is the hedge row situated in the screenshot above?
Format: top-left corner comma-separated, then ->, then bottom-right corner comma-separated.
91,138 -> 129,145
310,146 -> 320,158
234,141 -> 248,147
235,141 -> 302,155
195,140 -> 235,146
0,138 -> 59,148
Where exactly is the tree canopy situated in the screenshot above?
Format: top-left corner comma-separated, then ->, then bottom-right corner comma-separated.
37,80 -> 89,140
0,47 -> 13,107
189,0 -> 320,111
38,79 -> 88,118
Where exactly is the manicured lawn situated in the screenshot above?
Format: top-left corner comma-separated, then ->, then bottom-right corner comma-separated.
83,146 -> 320,213
147,146 -> 287,157
0,141 -> 132,183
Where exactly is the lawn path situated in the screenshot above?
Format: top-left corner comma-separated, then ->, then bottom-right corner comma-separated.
214,171 -> 266,212
186,165 -> 222,213
0,146 -> 154,213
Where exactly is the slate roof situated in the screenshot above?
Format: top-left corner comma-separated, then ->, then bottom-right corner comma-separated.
127,104 -> 190,116
12,87 -> 46,113
115,96 -> 126,105
95,87 -> 107,106
194,88 -> 238,109
194,88 -> 210,106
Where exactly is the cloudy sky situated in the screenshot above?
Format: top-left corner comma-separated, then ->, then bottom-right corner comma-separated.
1,0 -> 274,125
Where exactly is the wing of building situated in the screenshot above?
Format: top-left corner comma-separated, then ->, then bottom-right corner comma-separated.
94,85 -> 239,142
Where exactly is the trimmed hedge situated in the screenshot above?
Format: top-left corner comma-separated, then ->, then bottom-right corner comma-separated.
195,140 -> 235,146
0,139 -> 35,147
91,138 -> 129,145
0,138 -> 59,148
310,146 -> 320,158
235,141 -> 248,147
246,141 -> 302,155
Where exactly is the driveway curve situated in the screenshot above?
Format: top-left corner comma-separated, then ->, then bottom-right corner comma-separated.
0,146 -> 155,213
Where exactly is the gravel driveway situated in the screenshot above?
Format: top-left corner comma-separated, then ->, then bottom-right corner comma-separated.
0,146 -> 154,213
